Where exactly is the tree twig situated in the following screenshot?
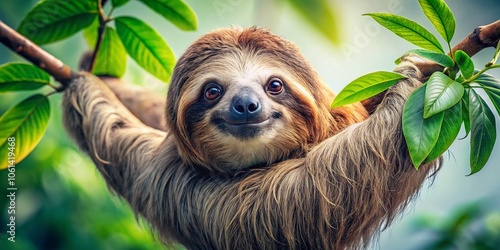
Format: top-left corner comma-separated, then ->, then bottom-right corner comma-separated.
362,19 -> 500,113
0,21 -> 79,87
87,0 -> 107,72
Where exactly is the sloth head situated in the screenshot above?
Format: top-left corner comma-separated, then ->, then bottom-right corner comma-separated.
166,27 -> 362,173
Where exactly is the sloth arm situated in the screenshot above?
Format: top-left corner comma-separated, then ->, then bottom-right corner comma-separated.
62,62 -> 437,248
62,73 -> 168,194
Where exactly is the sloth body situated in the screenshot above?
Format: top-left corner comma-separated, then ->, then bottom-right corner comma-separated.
63,27 -> 439,249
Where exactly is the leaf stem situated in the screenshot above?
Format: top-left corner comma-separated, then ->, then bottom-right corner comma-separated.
463,64 -> 500,84
87,0 -> 108,73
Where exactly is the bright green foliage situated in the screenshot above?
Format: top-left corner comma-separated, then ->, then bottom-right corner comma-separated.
364,13 -> 444,53
92,27 -> 127,77
468,90 -> 496,175
475,73 -> 500,116
354,1 -> 500,174
18,0 -> 97,44
418,0 -> 455,43
423,72 -> 464,118
455,50 -> 475,79
402,85 -> 444,168
425,101 -> 462,163
115,16 -> 176,82
138,0 -> 198,31
0,63 -> 51,92
331,71 -> 406,108
0,95 -> 50,169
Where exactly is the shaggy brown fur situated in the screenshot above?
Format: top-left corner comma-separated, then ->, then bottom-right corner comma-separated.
63,27 -> 439,249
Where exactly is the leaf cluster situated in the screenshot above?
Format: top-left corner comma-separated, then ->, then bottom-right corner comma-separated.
0,0 -> 198,169
332,0 -> 500,175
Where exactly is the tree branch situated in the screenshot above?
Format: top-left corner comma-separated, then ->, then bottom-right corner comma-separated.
87,0 -> 107,72
0,21 -> 79,87
453,19 -> 500,58
362,19 -> 500,114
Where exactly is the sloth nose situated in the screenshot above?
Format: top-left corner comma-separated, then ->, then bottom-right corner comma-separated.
230,94 -> 262,123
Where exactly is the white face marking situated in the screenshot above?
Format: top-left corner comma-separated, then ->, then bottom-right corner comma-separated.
183,49 -> 314,169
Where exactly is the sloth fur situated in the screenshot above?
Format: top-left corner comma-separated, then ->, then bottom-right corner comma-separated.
63,27 -> 440,249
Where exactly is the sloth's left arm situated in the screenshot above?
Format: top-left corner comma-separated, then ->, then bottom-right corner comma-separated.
62,73 -> 167,197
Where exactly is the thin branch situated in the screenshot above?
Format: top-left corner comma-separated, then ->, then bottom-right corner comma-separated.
87,0 -> 107,72
362,20 -> 500,113
407,20 -> 500,79
0,21 -> 79,87
452,20 -> 500,57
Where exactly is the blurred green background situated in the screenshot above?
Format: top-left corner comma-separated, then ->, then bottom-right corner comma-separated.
1,0 -> 500,249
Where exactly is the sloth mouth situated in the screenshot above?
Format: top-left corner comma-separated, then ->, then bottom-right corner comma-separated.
224,118 -> 269,126
212,112 -> 281,139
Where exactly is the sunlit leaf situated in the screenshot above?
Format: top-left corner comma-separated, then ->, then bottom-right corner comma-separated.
331,71 -> 406,108
82,18 -> 99,47
93,27 -> 127,77
468,89 -> 496,175
455,50 -> 475,79
364,13 -> 444,53
0,63 -> 51,92
424,72 -> 464,118
418,0 -> 455,43
18,0 -> 98,44
474,73 -> 500,116
425,101 -> 462,162
115,16 -> 175,82
403,84 -> 444,168
137,0 -> 197,31
288,0 -> 340,44
0,95 -> 50,169
405,49 -> 454,67
112,0 -> 130,8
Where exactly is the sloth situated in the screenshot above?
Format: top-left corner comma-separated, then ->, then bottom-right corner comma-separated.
63,27 -> 439,249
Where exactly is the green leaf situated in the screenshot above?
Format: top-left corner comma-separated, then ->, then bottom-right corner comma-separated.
424,72 -> 464,118
425,101 -> 462,162
0,63 -> 51,92
18,0 -> 98,45
82,18 -> 99,48
0,95 -> 50,169
364,13 -> 444,53
287,0 -> 340,44
468,89 -> 496,175
403,84 -> 444,168
405,49 -> 454,67
92,27 -> 127,77
455,50 -> 475,79
137,0 -> 197,31
474,73 -> 500,116
461,90 -> 471,139
115,16 -> 175,82
331,71 -> 406,108
112,0 -> 130,8
418,0 -> 455,43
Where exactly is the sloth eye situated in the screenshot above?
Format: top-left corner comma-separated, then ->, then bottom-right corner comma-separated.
267,78 -> 284,95
205,85 -> 222,101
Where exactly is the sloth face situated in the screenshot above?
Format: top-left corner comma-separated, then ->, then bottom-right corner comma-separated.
166,27 -> 338,173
